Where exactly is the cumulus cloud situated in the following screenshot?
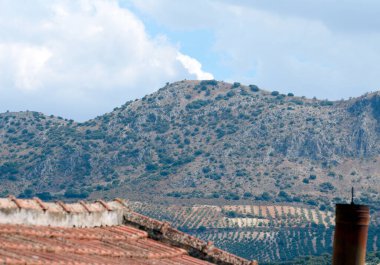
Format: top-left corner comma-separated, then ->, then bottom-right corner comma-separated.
0,0 -> 212,120
176,52 -> 214,80
0,44 -> 52,91
3,0 -> 380,120
131,0 -> 380,100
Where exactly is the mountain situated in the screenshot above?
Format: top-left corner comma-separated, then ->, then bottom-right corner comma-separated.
0,80 -> 379,210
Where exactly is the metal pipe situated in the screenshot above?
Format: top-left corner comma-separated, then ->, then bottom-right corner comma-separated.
332,203 -> 370,265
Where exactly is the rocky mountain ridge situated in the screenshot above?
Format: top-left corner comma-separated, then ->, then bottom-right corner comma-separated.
0,80 -> 379,209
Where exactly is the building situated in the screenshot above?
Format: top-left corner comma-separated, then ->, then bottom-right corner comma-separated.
0,196 -> 257,265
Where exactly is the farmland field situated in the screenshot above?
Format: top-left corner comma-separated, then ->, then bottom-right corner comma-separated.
131,202 -> 380,263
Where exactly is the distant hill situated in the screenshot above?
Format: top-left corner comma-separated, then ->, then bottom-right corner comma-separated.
0,80 -> 379,210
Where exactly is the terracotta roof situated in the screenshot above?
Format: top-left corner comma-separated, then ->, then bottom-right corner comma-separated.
0,196 -> 257,265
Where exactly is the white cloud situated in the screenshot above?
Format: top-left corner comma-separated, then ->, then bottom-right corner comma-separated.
0,44 -> 52,91
0,0 -> 212,120
3,0 -> 380,120
176,52 -> 214,80
131,0 -> 380,100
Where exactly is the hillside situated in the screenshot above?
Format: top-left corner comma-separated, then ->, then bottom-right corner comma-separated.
0,80 -> 380,210
130,201 -> 380,263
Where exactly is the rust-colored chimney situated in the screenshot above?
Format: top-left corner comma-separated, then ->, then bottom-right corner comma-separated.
332,203 -> 370,265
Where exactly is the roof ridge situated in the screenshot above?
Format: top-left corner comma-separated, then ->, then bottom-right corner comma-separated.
123,210 -> 257,265
0,196 -> 130,213
0,196 -> 129,228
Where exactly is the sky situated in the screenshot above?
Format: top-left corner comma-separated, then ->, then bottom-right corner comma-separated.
1,0 -> 380,121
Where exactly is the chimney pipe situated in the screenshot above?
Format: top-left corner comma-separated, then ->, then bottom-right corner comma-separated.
332,203 -> 370,265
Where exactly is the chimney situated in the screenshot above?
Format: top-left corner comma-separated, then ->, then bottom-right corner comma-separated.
332,196 -> 370,265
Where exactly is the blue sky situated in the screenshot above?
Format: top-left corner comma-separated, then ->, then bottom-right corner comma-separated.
1,0 -> 380,120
